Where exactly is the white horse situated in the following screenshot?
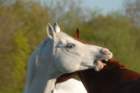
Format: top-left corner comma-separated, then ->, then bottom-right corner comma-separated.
24,23 -> 113,93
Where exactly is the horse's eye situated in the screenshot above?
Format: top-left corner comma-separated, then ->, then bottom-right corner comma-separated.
65,43 -> 75,49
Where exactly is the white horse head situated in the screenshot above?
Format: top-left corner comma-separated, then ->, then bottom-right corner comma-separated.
46,23 -> 113,73
24,23 -> 113,93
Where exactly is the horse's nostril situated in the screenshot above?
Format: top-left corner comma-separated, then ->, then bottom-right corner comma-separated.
101,48 -> 111,55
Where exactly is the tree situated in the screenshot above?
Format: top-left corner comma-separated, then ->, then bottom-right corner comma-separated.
124,0 -> 140,26
0,1 -> 49,93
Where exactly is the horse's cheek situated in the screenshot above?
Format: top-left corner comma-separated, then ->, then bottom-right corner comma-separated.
54,55 -> 81,73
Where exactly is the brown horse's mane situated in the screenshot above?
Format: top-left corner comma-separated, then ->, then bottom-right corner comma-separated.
78,59 -> 140,93
56,71 -> 79,84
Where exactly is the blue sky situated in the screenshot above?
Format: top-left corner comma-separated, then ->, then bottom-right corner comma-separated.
43,0 -> 124,14
82,0 -> 124,13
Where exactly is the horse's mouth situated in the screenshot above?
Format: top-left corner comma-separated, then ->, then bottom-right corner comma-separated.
80,59 -> 110,71
94,59 -> 111,71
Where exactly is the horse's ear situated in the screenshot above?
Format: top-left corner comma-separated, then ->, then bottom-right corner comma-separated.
53,23 -> 61,33
47,23 -> 55,39
75,28 -> 80,39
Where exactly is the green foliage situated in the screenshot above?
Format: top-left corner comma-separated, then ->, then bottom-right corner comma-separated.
11,31 -> 30,92
0,1 -> 48,93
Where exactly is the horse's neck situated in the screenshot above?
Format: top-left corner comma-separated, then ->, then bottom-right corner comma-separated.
26,58 -> 58,93
78,68 -> 120,93
31,54 -> 58,93
25,39 -> 58,93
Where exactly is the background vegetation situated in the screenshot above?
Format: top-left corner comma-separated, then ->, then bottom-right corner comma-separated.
0,0 -> 140,93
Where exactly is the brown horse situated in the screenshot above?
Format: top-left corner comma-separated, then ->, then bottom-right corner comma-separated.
78,59 -> 140,93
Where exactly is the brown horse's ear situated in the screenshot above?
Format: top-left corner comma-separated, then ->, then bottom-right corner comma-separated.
75,28 -> 80,39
